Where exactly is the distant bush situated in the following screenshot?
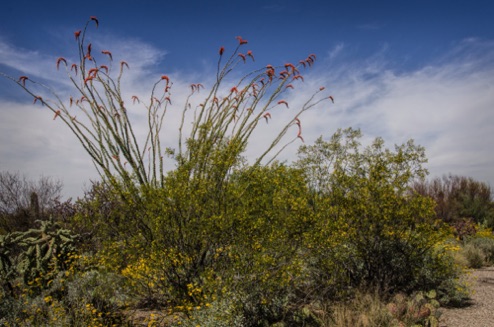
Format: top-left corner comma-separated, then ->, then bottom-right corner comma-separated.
413,174 -> 494,228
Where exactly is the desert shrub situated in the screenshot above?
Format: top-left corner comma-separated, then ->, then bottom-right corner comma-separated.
296,128 -> 453,297
462,243 -> 486,268
464,228 -> 494,264
452,217 -> 477,240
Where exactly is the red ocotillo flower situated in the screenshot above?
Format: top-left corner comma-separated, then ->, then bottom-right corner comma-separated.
235,36 -> 248,45
279,70 -> 289,78
319,86 -> 325,91
247,50 -> 255,61
285,84 -> 294,90
53,110 -> 61,120
84,76 -> 94,84
329,95 -> 334,103
69,97 -> 74,107
88,68 -> 99,77
100,65 -> 109,74
263,112 -> 271,123
74,30 -> 81,40
299,60 -> 307,68
238,53 -> 246,63
101,50 -> 113,61
120,61 -> 129,70
297,129 -> 305,142
230,86 -> 238,94
56,57 -> 67,70
131,95 -> 140,104
190,83 -> 204,93
71,64 -> 78,75
267,69 -> 275,81
293,75 -> 304,82
18,76 -> 28,86
284,63 -> 297,74
85,44 -> 93,61
161,75 -> 170,85
33,96 -> 43,105
90,16 -> 99,28
153,97 -> 161,106
277,100 -> 289,108
219,46 -> 225,56
165,97 -> 172,105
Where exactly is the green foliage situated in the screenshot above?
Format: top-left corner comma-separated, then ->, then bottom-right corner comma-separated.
296,127 -> 452,295
462,243 -> 485,268
459,228 -> 494,266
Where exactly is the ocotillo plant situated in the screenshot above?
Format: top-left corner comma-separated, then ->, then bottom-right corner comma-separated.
1,16 -> 334,196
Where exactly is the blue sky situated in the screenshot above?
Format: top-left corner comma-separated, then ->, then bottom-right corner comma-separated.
1,0 -> 494,199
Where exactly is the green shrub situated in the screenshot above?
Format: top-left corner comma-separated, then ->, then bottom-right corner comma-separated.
296,128 -> 453,296
462,243 -> 486,268
466,235 -> 494,264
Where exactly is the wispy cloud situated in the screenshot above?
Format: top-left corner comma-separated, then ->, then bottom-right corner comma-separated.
298,38 -> 494,185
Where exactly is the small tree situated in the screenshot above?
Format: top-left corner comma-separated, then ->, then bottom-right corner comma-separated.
296,128 -> 450,295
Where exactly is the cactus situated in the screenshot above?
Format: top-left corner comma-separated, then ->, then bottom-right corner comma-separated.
388,291 -> 441,327
0,232 -> 24,294
0,218 -> 78,291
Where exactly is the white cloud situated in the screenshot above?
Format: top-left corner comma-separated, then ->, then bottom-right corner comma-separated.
1,35 -> 494,200
300,38 -> 494,186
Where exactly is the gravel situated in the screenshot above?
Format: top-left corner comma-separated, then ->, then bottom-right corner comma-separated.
439,266 -> 494,327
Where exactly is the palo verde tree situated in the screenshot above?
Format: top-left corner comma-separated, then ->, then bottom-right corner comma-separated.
296,128 -> 451,296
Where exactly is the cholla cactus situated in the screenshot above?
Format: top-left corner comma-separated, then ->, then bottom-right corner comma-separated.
12,218 -> 77,286
0,232 -> 25,294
